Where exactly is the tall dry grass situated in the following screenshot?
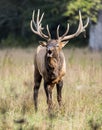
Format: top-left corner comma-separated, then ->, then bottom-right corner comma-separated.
0,48 -> 102,130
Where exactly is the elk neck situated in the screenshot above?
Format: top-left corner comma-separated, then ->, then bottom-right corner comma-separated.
45,52 -> 63,82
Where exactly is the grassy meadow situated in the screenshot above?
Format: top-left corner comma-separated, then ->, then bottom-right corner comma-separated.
0,47 -> 102,130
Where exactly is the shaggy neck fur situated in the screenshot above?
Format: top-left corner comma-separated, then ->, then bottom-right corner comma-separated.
45,52 -> 63,82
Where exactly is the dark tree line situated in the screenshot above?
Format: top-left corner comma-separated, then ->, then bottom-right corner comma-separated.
0,0 -> 68,46
0,0 -> 101,46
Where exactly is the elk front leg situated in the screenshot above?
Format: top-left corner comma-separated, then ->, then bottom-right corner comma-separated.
56,80 -> 63,106
34,74 -> 42,112
44,82 -> 54,110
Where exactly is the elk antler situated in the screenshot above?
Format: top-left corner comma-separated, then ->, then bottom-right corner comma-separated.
30,9 -> 51,40
57,10 -> 89,42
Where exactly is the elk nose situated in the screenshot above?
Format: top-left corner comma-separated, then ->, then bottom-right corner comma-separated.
48,49 -> 52,55
47,47 -> 53,57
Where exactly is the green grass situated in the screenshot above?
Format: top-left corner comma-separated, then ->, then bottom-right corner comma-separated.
0,48 -> 102,130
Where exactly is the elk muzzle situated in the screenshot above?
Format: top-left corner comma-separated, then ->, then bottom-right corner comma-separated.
47,46 -> 54,57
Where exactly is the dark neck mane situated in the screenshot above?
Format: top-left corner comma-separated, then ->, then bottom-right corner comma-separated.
45,53 -> 63,82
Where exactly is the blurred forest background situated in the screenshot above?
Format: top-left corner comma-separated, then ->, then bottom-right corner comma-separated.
0,1 -> 102,129
0,0 -> 102,48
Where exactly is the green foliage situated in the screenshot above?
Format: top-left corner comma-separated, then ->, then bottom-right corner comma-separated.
65,0 -> 102,24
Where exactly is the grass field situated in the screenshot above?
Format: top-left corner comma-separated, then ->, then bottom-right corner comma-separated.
0,48 -> 102,130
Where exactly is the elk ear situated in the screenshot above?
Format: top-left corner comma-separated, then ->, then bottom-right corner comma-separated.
39,41 -> 47,47
60,41 -> 69,48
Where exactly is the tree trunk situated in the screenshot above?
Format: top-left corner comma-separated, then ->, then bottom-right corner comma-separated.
89,10 -> 102,51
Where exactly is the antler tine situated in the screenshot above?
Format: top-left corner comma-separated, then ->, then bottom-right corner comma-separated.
30,20 -> 36,34
75,10 -> 89,36
79,10 -> 83,27
39,12 -> 44,24
46,25 -> 51,39
61,23 -> 69,39
57,25 -> 60,39
31,10 -> 38,34
32,10 -> 36,26
37,9 -> 40,25
75,10 -> 83,36
84,17 -> 89,29
60,10 -> 89,41
57,23 -> 69,41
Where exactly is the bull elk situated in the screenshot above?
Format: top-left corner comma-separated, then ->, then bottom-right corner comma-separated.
30,9 -> 89,112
